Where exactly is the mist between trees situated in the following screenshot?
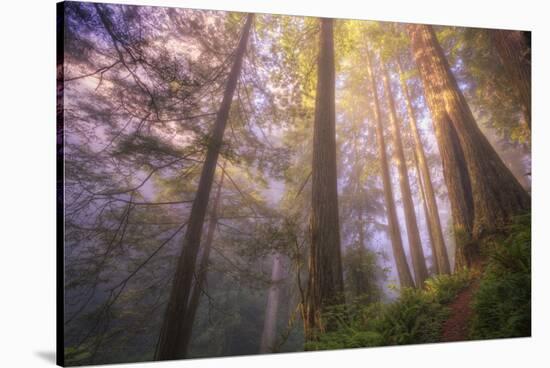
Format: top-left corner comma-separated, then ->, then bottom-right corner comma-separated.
59,2 -> 531,365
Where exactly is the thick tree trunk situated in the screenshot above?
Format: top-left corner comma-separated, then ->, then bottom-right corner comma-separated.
365,46 -> 415,288
407,44 -> 475,269
259,253 -> 285,353
397,60 -> 451,275
490,30 -> 531,130
177,165 -> 226,358
408,25 -> 530,249
156,14 -> 253,360
380,60 -> 429,287
305,18 -> 345,339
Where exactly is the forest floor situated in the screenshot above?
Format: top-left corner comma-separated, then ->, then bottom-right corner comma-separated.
441,278 -> 480,342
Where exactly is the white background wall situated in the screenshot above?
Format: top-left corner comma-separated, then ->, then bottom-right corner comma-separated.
0,0 -> 548,367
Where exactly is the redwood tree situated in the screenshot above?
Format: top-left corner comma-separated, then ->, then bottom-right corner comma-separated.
365,46 -> 415,288
396,59 -> 451,274
408,25 -> 530,265
305,18 -> 345,339
380,59 -> 429,286
490,30 -> 531,130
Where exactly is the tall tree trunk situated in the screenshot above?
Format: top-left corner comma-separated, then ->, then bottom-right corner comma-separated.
177,164 -> 226,358
156,14 -> 253,360
412,147 -> 438,274
353,124 -> 368,296
397,60 -> 451,275
355,205 -> 368,296
259,253 -> 285,353
365,46 -> 415,288
407,30 -> 475,269
305,18 -> 344,339
408,25 -> 530,249
379,60 -> 429,287
490,30 -> 531,130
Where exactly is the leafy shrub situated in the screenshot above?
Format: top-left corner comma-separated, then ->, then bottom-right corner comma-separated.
425,270 -> 472,304
305,270 -> 472,351
373,288 -> 449,345
470,214 -> 531,339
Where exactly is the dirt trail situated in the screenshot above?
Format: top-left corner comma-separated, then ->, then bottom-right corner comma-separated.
441,279 -> 480,342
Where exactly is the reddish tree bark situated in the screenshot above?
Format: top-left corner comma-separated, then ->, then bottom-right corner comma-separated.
490,30 -> 531,130
408,25 -> 530,267
305,18 -> 345,339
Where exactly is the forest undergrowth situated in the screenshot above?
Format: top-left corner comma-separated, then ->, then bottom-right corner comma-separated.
470,213 -> 531,339
306,214 -> 531,351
